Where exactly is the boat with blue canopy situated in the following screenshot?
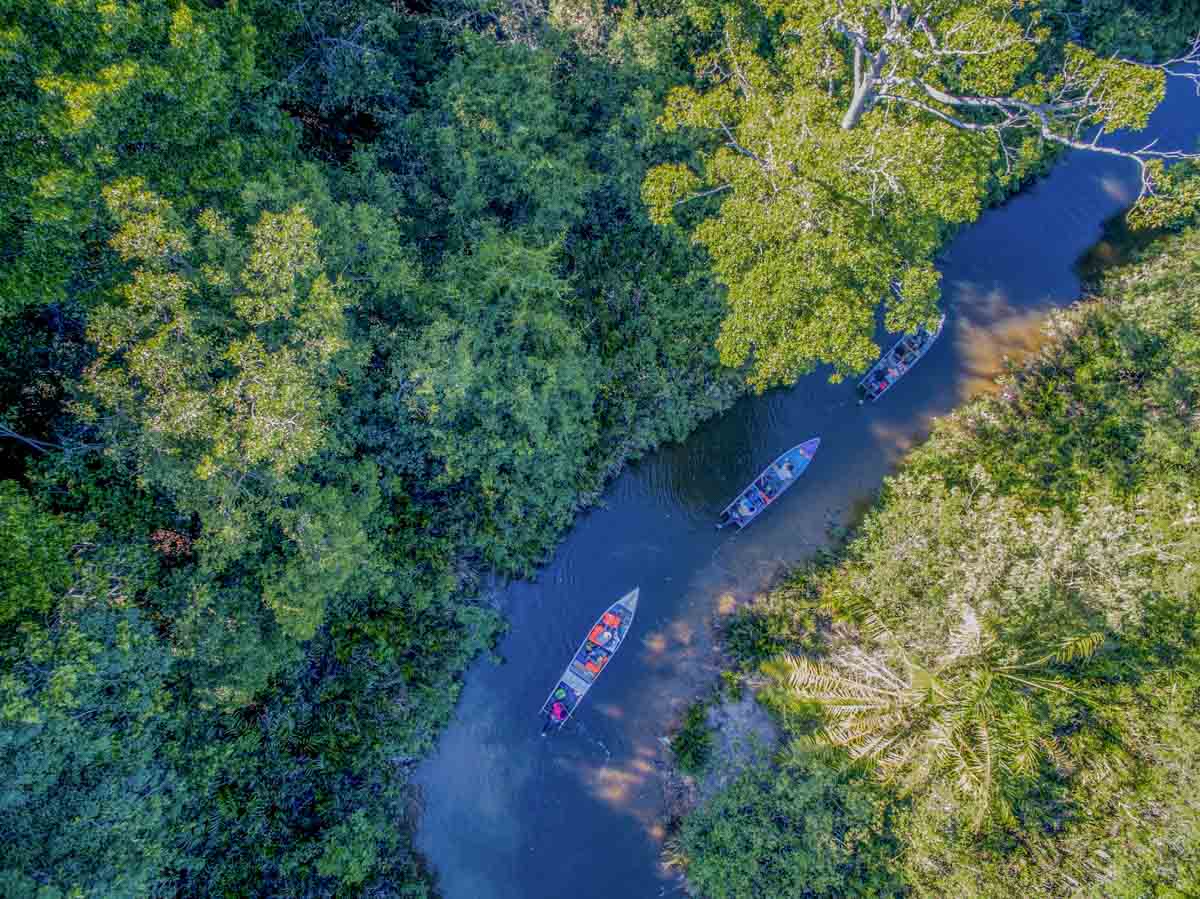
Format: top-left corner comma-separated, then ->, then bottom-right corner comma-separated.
717,439 -> 820,529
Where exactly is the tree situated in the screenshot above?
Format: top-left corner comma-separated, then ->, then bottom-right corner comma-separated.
0,0 -> 289,319
89,179 -> 351,495
0,602 -> 188,898
403,234 -> 598,570
895,655 -> 1200,898
82,180 -> 370,664
677,760 -> 904,898
0,480 -> 82,631
783,614 -> 1103,830
642,0 -> 1199,387
400,33 -> 596,250
774,463 -> 1182,827
822,0 -> 1196,184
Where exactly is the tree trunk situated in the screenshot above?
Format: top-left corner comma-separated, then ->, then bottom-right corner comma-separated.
841,46 -> 887,129
840,6 -> 909,130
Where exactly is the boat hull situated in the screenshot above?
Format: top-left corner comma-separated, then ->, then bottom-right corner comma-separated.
540,588 -> 639,732
717,438 -> 820,530
857,315 -> 946,404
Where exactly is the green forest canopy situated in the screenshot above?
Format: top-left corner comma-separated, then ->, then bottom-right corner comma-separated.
0,0 -> 1197,894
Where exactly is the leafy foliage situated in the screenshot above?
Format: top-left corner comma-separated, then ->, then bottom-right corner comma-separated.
671,700 -> 715,775
724,575 -> 824,667
0,0 -> 740,892
0,0 -> 291,319
1,0 -> 1196,893
0,592 -> 185,897
0,481 -> 82,631
404,236 -> 598,571
783,618 -> 1104,830
679,760 -> 903,899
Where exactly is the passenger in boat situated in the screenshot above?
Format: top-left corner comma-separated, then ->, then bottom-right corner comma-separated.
550,701 -> 567,723
737,497 -> 756,517
778,461 -> 795,480
584,649 -> 608,675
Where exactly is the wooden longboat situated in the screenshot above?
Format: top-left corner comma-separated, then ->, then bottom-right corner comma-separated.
857,315 -> 946,404
540,588 -> 639,733
716,439 -> 820,530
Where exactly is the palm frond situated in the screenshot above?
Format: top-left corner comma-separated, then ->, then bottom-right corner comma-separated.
1053,631 -> 1105,664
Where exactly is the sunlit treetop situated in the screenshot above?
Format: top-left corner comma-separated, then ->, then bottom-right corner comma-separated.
644,0 -> 1200,389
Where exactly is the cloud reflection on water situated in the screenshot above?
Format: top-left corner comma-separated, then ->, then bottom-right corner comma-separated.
953,304 -> 1053,400
1098,173 -> 1135,205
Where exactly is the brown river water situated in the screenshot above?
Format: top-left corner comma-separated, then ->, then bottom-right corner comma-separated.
413,78 -> 1200,899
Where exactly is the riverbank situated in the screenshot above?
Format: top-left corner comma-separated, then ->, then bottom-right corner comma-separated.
666,224 -> 1200,898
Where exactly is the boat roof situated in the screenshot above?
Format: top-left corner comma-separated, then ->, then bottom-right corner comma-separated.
763,439 -> 820,475
718,439 -> 820,523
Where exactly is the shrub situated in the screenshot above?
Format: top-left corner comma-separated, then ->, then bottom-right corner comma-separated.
680,760 -> 904,899
671,701 -> 713,775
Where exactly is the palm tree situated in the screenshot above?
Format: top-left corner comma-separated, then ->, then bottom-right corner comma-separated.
783,607 -> 1103,829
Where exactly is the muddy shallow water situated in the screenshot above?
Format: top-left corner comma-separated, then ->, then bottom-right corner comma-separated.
413,80 -> 1200,899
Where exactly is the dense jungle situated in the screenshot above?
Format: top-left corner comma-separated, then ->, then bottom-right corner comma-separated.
1,0 -> 1198,895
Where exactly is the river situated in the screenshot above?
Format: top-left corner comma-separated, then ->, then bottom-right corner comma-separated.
413,78 -> 1200,899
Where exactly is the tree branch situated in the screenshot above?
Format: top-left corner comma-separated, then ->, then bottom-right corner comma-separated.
1142,34 -> 1200,94
673,184 -> 733,208
0,423 -> 63,453
880,79 -> 1200,197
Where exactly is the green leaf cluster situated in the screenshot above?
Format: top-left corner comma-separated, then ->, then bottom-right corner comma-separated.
678,760 -> 903,899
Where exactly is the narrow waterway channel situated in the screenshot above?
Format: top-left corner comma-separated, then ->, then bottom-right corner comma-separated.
413,79 -> 1200,899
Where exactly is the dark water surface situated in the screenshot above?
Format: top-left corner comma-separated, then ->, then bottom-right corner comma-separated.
414,81 -> 1200,899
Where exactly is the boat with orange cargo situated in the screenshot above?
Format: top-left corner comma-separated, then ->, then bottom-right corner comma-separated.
540,588 -> 639,733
